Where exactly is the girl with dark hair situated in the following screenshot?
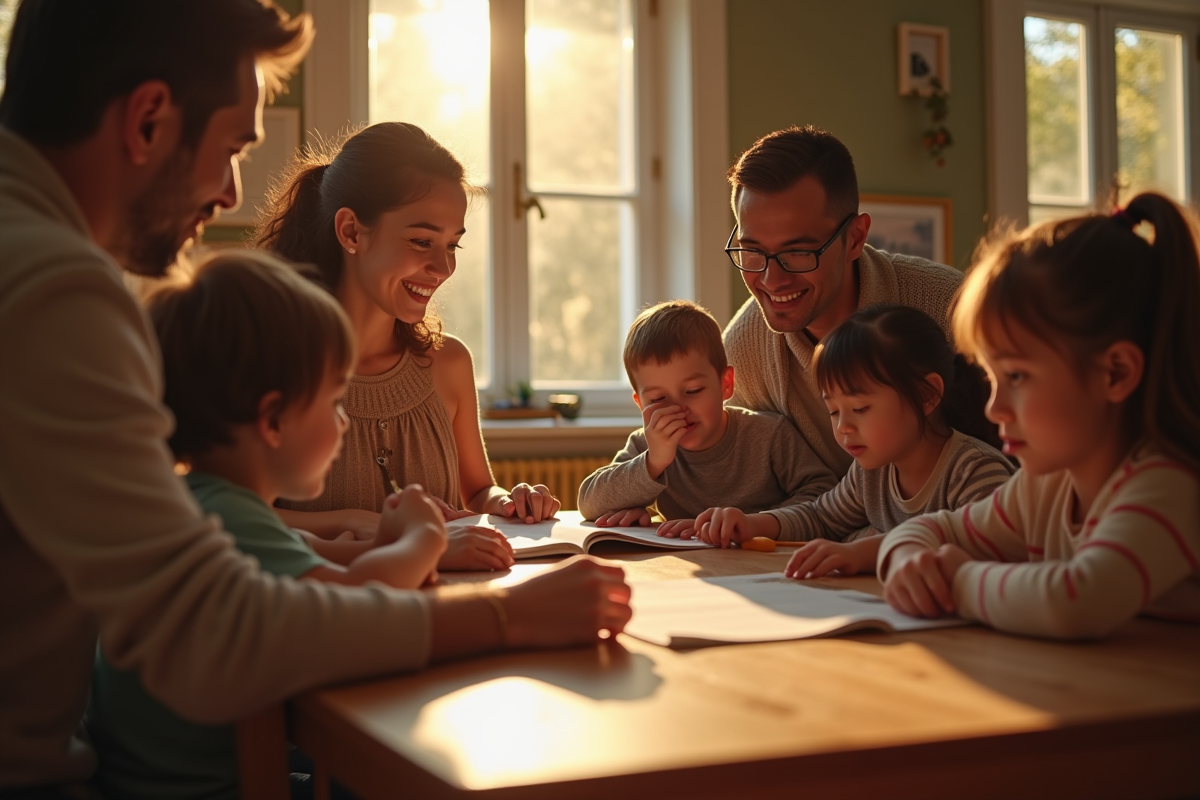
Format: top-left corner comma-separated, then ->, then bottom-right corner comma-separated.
880,193 -> 1200,638
695,304 -> 1013,580
256,122 -> 559,571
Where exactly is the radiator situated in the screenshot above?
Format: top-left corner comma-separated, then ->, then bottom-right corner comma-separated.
491,456 -> 612,511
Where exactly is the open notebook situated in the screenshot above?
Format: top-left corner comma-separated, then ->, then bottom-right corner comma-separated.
625,573 -> 969,648
445,510 -> 712,558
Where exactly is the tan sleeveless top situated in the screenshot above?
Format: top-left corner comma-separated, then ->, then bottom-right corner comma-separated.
279,350 -> 462,513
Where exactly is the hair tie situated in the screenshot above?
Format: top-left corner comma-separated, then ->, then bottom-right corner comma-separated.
1111,207 -> 1136,228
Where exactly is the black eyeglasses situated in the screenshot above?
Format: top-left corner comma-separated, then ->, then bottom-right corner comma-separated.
725,213 -> 857,274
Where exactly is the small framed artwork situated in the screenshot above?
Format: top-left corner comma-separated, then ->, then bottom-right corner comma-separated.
214,105 -> 301,227
898,22 -> 950,96
860,194 -> 953,265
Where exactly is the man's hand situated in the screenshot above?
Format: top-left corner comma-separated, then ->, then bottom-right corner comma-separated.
595,507 -> 653,527
640,400 -> 688,479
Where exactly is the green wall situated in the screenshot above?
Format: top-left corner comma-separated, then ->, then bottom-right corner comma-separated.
726,0 -> 987,311
203,0 -> 306,245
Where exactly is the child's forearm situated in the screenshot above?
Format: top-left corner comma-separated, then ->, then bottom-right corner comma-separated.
301,533 -> 375,566
276,507 -> 380,540
304,525 -> 445,589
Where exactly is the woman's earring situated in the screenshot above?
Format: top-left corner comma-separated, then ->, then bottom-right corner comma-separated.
347,247 -> 356,255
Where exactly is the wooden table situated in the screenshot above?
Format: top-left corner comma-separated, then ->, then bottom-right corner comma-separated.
287,547 -> 1200,800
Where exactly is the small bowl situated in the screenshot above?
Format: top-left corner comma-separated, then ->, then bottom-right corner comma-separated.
548,393 -> 582,420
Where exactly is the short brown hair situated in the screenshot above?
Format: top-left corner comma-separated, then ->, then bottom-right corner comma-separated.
623,300 -> 727,388
727,125 -> 859,220
0,0 -> 313,147
147,250 -> 355,459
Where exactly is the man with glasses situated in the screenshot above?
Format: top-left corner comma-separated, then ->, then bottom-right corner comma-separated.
723,125 -> 964,477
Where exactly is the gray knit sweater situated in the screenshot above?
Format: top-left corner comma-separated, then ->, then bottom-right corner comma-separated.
724,245 -> 963,477
768,430 -> 1015,542
577,406 -> 836,538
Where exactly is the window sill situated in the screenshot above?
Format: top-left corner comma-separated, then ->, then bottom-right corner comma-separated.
481,416 -> 640,459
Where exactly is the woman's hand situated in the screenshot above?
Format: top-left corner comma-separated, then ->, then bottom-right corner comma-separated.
504,556 -> 632,647
497,482 -> 561,524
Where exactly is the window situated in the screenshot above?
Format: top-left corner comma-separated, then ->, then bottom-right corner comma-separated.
987,0 -> 1199,226
304,0 -> 731,414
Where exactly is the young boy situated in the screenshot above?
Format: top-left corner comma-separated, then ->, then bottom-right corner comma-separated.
87,251 -> 448,800
577,300 -> 836,538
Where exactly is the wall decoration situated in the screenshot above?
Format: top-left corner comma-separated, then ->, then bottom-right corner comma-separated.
860,194 -> 953,265
213,105 -> 301,227
898,23 -> 950,97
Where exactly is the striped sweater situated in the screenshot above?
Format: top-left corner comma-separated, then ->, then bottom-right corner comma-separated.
878,443 -> 1200,638
767,430 -> 1014,541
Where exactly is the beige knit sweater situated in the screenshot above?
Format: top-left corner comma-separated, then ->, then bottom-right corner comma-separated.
0,129 -> 431,791
724,245 -> 963,477
278,350 -> 462,514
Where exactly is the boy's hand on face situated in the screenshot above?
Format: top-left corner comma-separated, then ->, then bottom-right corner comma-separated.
641,400 -> 688,479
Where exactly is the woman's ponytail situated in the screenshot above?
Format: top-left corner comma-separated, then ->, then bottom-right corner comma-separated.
254,157 -> 343,291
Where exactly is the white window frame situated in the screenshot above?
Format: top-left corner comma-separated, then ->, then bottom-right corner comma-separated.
302,0 -> 730,415
985,0 -> 1200,227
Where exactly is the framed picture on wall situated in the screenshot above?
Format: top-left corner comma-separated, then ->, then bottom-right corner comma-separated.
860,194 -> 953,265
214,105 -> 301,227
897,23 -> 950,96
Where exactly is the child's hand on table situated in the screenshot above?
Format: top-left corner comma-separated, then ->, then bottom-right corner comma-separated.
596,508 -> 653,527
640,400 -> 688,479
656,518 -> 696,538
440,526 -> 515,572
378,485 -> 448,585
694,508 -> 775,548
784,536 -> 880,579
497,482 -> 561,524
882,543 -> 970,617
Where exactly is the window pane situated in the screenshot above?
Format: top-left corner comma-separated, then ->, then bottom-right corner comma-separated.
1025,17 -> 1090,206
526,0 -> 635,193
0,0 -> 13,90
529,198 -> 632,383
436,197 -> 492,387
369,0 -> 491,382
1116,28 -> 1185,204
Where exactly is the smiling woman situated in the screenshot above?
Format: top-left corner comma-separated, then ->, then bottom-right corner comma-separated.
255,122 -> 563,573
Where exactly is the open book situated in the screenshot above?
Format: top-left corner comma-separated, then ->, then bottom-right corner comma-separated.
445,510 -> 712,558
625,573 -> 969,648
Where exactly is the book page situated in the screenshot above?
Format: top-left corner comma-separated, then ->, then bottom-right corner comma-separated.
625,573 -> 968,647
445,510 -> 710,554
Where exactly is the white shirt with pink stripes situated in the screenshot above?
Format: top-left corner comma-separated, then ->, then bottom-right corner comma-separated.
877,442 -> 1200,639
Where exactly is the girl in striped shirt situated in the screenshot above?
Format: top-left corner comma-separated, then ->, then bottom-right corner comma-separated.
880,192 -> 1200,638
695,304 -> 1014,578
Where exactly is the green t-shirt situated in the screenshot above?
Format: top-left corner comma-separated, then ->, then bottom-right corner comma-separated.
88,472 -> 327,800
